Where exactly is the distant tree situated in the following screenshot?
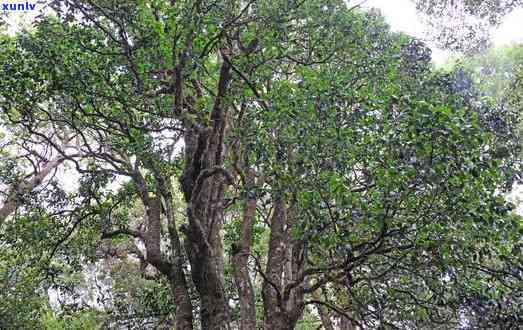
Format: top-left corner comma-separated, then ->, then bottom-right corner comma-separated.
414,0 -> 523,52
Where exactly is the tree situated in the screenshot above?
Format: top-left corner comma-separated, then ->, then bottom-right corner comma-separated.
448,44 -> 523,155
0,0 -> 520,329
413,0 -> 523,52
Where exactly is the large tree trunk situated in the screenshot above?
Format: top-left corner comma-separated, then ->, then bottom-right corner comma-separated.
232,169 -> 257,330
262,198 -> 288,329
180,57 -> 232,329
262,198 -> 307,330
163,193 -> 194,330
145,196 -> 193,329
145,196 -> 194,329
183,168 -> 230,329
133,167 -> 194,330
169,275 -> 194,330
339,316 -> 356,330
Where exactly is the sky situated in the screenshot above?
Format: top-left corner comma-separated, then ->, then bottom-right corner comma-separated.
363,0 -> 523,64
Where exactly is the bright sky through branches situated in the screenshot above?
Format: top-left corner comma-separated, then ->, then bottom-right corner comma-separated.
364,0 -> 523,64
3,0 -> 523,63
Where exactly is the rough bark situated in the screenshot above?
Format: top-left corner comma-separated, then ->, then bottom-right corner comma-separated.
232,169 -> 257,330
146,195 -> 193,330
133,166 -> 194,330
262,197 -> 307,330
286,237 -> 306,327
180,56 -> 233,329
262,198 -> 288,329
161,189 -> 194,330
284,206 -> 307,328
339,316 -> 356,330
169,274 -> 194,330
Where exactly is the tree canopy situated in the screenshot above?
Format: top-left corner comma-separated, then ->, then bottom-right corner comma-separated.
413,0 -> 523,52
0,1 -> 521,329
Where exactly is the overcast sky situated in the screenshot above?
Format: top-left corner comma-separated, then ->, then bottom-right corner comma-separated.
364,0 -> 523,64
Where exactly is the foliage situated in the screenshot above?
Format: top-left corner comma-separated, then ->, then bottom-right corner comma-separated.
0,1 -> 521,329
41,307 -> 102,330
